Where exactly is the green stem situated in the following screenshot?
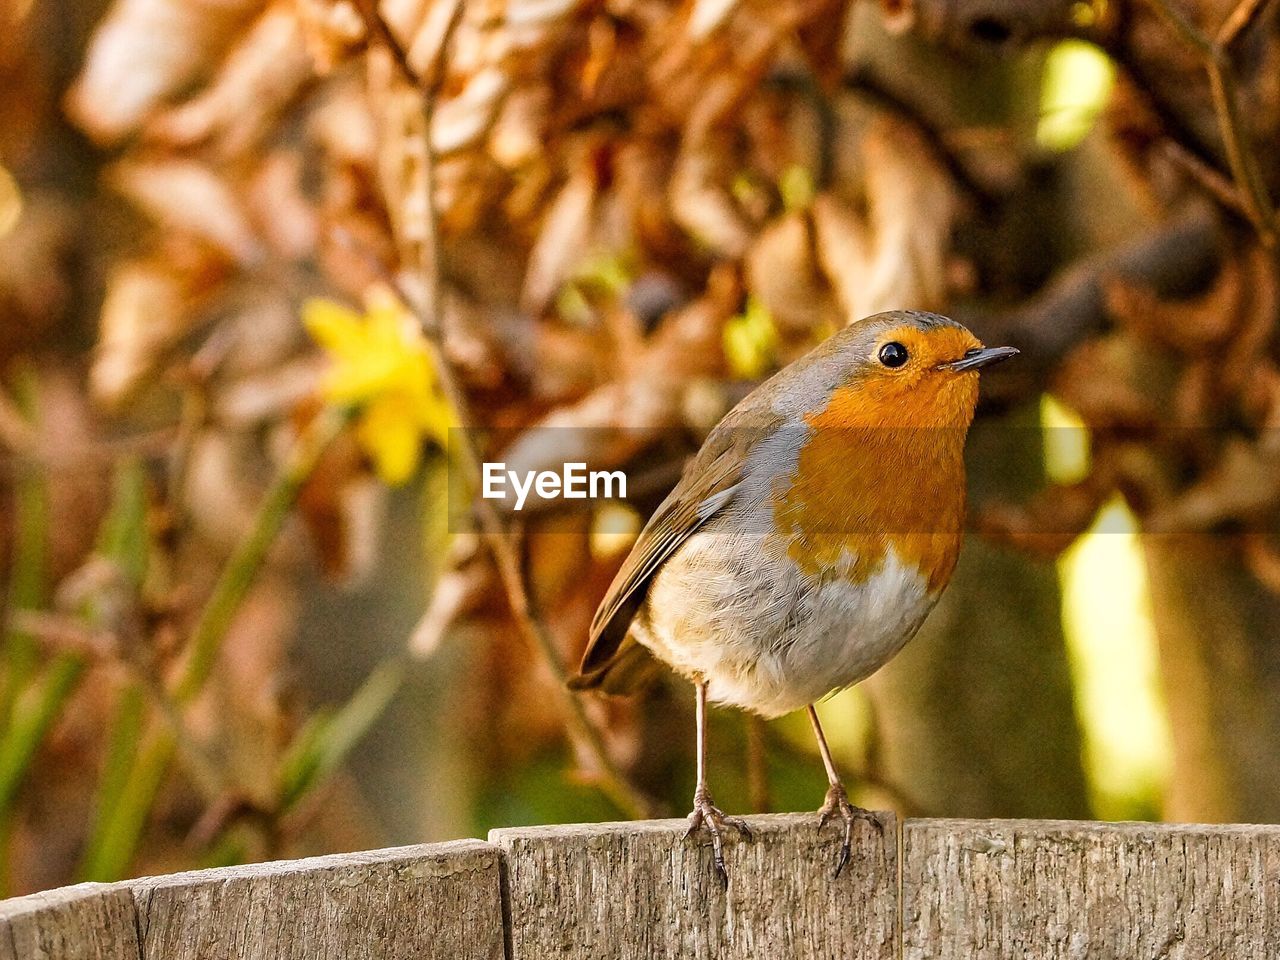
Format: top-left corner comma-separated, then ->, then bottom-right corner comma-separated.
0,654 -> 86,889
0,654 -> 84,812
0,378 -> 55,889
173,407 -> 351,705
78,408 -> 350,880
79,682 -> 144,875
78,724 -> 174,882
277,657 -> 406,813
2,442 -> 48,721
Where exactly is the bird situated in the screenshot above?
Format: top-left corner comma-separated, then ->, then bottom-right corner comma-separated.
569,309 -> 1017,882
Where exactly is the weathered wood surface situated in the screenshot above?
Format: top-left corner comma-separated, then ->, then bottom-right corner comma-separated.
6,816 -> 1280,959
490,812 -> 898,960
902,818 -> 1280,959
0,883 -> 139,960
132,840 -> 504,960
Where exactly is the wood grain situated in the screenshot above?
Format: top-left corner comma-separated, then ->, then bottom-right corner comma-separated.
491,811 -> 899,960
12,818 -> 1280,957
901,818 -> 1280,959
0,882 -> 140,960
131,839 -> 503,960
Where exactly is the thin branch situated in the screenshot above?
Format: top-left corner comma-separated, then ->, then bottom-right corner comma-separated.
1143,0 -> 1278,246
351,0 -> 425,88
1159,138 -> 1250,216
1216,0 -> 1274,48
167,323 -> 235,520
355,0 -> 655,819
1145,0 -> 1214,54
1205,61 -> 1275,242
963,204 -> 1221,410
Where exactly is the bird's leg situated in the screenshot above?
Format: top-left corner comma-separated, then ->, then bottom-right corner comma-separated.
807,704 -> 880,878
684,680 -> 751,885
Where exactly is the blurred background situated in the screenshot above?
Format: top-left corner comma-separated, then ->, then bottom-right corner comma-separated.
3,0 -> 1280,897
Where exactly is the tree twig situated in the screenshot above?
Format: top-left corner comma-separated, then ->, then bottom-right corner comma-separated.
1159,139 -> 1250,216
354,0 -> 655,819
1143,0 -> 1278,246
1217,0 -> 1273,47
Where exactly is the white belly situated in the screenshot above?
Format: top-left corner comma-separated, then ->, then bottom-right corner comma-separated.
637,529 -> 936,718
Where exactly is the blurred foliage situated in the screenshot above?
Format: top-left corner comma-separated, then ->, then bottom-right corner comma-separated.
1,0 -> 1280,897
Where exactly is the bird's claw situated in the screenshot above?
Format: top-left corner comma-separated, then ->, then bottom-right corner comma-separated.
684,787 -> 751,886
817,783 -> 879,879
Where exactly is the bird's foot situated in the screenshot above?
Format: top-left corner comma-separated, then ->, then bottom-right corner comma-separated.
684,786 -> 752,886
817,782 -> 880,879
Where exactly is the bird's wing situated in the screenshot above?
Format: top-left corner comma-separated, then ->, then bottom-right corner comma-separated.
576,404 -> 779,683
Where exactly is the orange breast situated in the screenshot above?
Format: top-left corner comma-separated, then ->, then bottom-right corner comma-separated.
771,383 -> 970,593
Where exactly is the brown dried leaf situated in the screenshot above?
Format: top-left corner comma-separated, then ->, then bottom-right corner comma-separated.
687,0 -> 741,40
811,192 -> 871,322
669,134 -> 752,258
91,259 -> 198,408
409,534 -> 487,657
856,115 -> 956,310
146,4 -> 314,157
819,116 -> 956,323
109,159 -> 265,264
431,67 -> 510,154
745,211 -> 834,334
520,164 -> 596,315
67,0 -> 261,144
0,192 -> 75,359
401,0 -> 461,79
247,151 -> 321,260
1146,439 -> 1280,533
490,86 -> 550,169
214,359 -> 323,427
1052,338 -> 1160,431
503,0 -> 579,31
295,0 -> 365,73
298,427 -> 384,582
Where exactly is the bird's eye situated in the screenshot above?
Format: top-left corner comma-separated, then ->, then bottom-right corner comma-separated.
878,341 -> 909,368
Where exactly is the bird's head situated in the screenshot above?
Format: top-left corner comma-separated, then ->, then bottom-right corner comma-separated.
807,310 -> 1018,431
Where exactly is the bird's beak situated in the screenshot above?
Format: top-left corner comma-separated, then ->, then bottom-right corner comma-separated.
944,345 -> 1020,372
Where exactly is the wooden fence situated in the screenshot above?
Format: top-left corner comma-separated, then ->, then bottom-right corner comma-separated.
5,813 -> 1279,958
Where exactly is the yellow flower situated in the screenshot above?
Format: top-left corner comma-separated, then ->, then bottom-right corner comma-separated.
303,292 -> 452,485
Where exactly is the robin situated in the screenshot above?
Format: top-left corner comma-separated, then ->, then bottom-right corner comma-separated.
570,310 -> 1017,881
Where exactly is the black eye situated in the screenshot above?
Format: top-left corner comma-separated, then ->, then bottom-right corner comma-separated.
878,341 -> 909,368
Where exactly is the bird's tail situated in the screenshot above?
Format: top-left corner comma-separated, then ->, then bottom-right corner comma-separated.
566,636 -> 662,695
